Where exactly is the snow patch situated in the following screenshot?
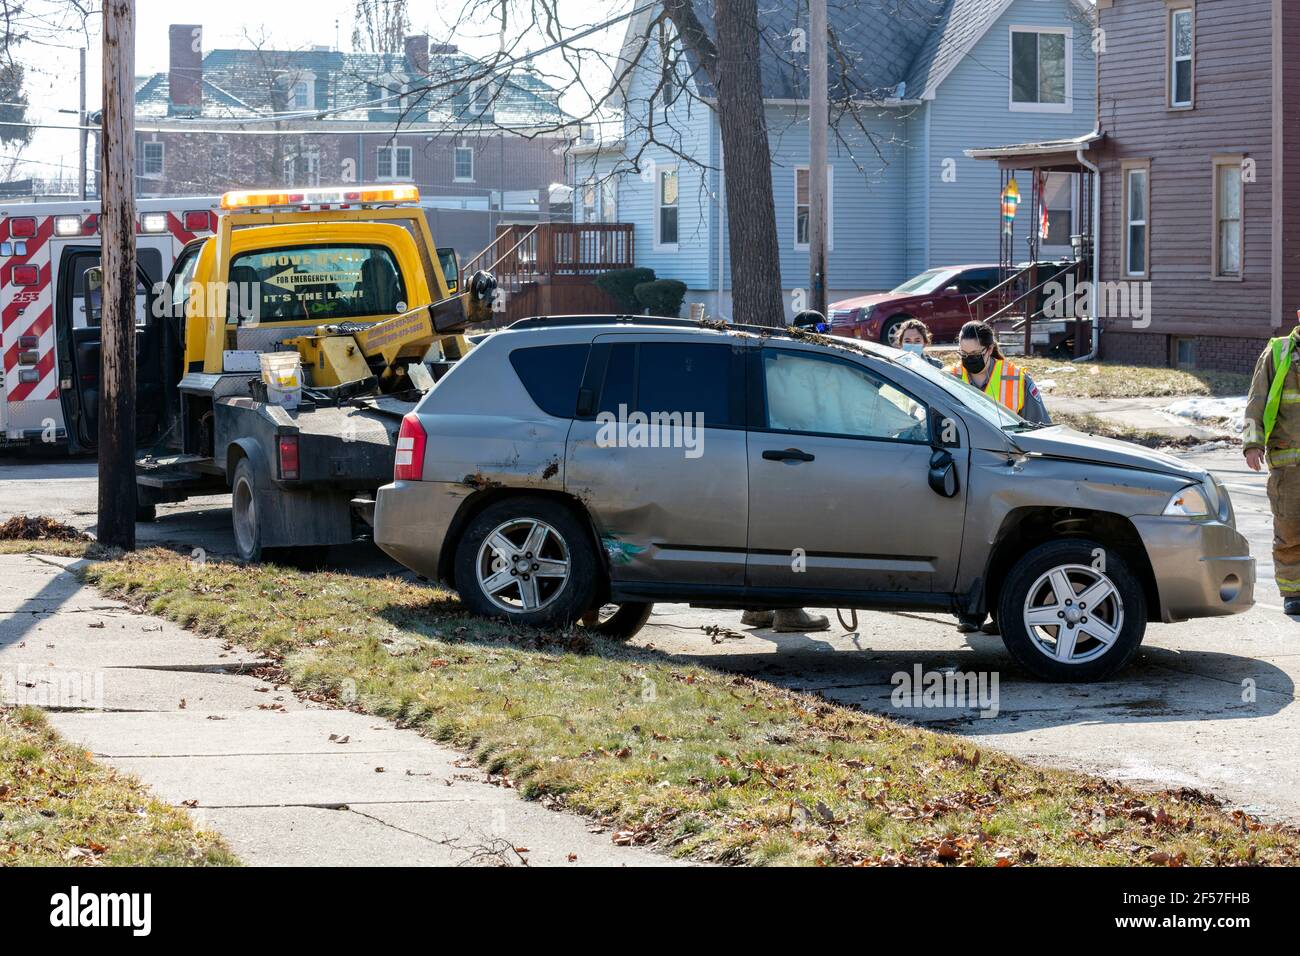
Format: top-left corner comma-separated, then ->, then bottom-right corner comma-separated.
1162,396 -> 1248,434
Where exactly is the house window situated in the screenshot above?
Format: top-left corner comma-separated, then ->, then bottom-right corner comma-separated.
1042,172 -> 1074,247
283,148 -> 320,187
454,146 -> 474,182
141,141 -> 164,178
1214,159 -> 1243,278
580,182 -> 598,222
1010,28 -> 1070,111
376,145 -> 412,180
291,80 -> 311,109
1173,336 -> 1197,369
1170,7 -> 1194,108
657,167 -> 678,248
794,166 -> 834,250
600,179 -> 618,223
1123,163 -> 1149,278
210,142 -> 230,179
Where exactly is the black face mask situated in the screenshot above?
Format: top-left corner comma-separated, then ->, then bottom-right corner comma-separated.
961,352 -> 987,375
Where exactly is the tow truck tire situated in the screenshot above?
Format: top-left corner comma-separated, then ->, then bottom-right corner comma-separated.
231,458 -> 266,562
454,496 -> 597,628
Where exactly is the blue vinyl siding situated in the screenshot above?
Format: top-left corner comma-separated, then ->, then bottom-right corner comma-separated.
925,0 -> 1097,266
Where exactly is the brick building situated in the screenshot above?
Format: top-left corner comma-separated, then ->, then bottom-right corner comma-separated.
133,25 -> 575,210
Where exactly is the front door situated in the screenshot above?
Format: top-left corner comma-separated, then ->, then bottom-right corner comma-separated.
54,246 -> 164,452
565,334 -> 750,588
746,346 -> 968,597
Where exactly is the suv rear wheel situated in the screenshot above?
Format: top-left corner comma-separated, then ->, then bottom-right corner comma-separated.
580,602 -> 654,641
454,496 -> 598,627
997,539 -> 1146,682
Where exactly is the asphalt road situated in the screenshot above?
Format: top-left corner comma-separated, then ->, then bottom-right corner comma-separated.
2,442 -> 1297,822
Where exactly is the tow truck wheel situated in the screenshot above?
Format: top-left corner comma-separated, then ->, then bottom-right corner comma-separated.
454,496 -> 597,627
580,602 -> 653,641
231,458 -> 265,562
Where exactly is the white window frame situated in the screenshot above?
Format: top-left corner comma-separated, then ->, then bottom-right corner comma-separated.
1122,162 -> 1150,280
454,145 -> 474,182
376,145 -> 413,181
291,79 -> 311,109
654,165 -> 679,251
1008,26 -> 1073,114
141,140 -> 164,179
600,178 -> 618,223
1168,6 -> 1195,109
1212,156 -> 1244,281
793,165 -> 835,252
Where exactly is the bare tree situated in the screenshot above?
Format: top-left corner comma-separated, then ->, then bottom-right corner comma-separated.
353,0 -> 410,55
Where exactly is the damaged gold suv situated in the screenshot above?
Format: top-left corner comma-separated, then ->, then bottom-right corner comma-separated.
374,317 -> 1254,682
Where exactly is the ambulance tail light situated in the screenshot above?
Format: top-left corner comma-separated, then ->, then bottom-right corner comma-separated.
54,216 -> 82,237
12,265 -> 39,285
183,210 -> 212,232
140,213 -> 169,233
8,217 -> 37,238
394,413 -> 426,481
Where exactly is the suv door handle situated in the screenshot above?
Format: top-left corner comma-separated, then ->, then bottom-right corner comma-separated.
762,448 -> 815,462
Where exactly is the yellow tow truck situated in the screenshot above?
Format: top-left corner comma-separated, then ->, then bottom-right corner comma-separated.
116,185 -> 495,560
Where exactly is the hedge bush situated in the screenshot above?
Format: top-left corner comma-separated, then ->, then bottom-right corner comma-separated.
634,279 -> 688,318
594,267 -> 656,313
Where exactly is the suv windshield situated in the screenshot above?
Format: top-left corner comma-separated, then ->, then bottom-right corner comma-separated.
891,268 -> 960,296
894,350 -> 1029,431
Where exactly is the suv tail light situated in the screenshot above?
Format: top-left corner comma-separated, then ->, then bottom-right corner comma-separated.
278,434 -> 300,480
394,413 -> 426,481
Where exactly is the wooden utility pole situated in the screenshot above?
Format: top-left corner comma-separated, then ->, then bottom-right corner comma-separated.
98,0 -> 138,551
78,47 -> 87,200
808,0 -> 828,317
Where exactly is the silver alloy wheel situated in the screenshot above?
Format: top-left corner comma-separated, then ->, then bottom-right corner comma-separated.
1022,563 -> 1124,665
232,473 -> 257,559
475,517 -> 571,613
886,321 -> 905,347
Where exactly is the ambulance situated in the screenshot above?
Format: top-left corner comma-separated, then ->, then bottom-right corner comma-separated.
0,196 -> 220,450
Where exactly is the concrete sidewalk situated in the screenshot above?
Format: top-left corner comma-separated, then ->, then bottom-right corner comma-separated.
1049,395 -> 1230,442
0,552 -> 673,867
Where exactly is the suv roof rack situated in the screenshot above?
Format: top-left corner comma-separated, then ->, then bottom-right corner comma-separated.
504,313 -> 811,343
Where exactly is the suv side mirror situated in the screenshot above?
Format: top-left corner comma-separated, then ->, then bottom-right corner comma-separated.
928,449 -> 959,498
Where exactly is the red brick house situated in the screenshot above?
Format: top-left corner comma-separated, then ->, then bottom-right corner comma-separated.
1094,0 -> 1293,373
133,25 -> 575,210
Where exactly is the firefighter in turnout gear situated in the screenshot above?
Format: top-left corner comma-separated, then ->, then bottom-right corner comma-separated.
947,320 -> 1052,425
1245,321 -> 1300,614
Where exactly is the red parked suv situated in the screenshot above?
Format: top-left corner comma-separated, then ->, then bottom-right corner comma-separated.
829,264 -> 1004,346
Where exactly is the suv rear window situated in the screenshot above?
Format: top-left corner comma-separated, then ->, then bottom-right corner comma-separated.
509,344 -> 591,417
229,244 -> 407,323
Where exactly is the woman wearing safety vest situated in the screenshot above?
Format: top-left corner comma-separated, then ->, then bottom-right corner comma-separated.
946,321 -> 1052,635
1244,324 -> 1300,615
946,321 -> 1052,425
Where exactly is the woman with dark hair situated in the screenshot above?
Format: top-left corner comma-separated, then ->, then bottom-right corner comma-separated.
946,321 -> 1051,425
896,318 -> 943,368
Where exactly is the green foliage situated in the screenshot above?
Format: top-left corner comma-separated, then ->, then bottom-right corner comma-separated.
595,267 -> 656,313
0,63 -> 32,148
634,278 -> 688,318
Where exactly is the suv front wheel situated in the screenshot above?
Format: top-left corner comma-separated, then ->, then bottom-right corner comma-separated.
997,539 -> 1147,682
454,496 -> 598,627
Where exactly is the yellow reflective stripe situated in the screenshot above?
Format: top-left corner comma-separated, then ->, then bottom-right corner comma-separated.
1277,577 -> 1300,593
1283,391 -> 1300,404
1269,448 -> 1300,467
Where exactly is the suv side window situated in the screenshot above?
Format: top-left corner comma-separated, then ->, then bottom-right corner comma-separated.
761,349 -> 928,443
509,344 -> 591,418
598,342 -> 744,427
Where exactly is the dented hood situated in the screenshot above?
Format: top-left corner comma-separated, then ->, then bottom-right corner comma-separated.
1009,425 -> 1207,483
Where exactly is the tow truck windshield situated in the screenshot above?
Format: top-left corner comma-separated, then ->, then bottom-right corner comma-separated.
228,243 -> 409,323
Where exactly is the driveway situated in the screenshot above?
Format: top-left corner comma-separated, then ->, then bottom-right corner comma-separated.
3,443 -> 1297,822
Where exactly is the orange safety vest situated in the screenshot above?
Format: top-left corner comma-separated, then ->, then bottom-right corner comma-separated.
946,357 -> 1027,413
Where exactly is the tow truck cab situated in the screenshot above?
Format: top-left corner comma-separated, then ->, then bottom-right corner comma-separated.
116,185 -> 486,555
